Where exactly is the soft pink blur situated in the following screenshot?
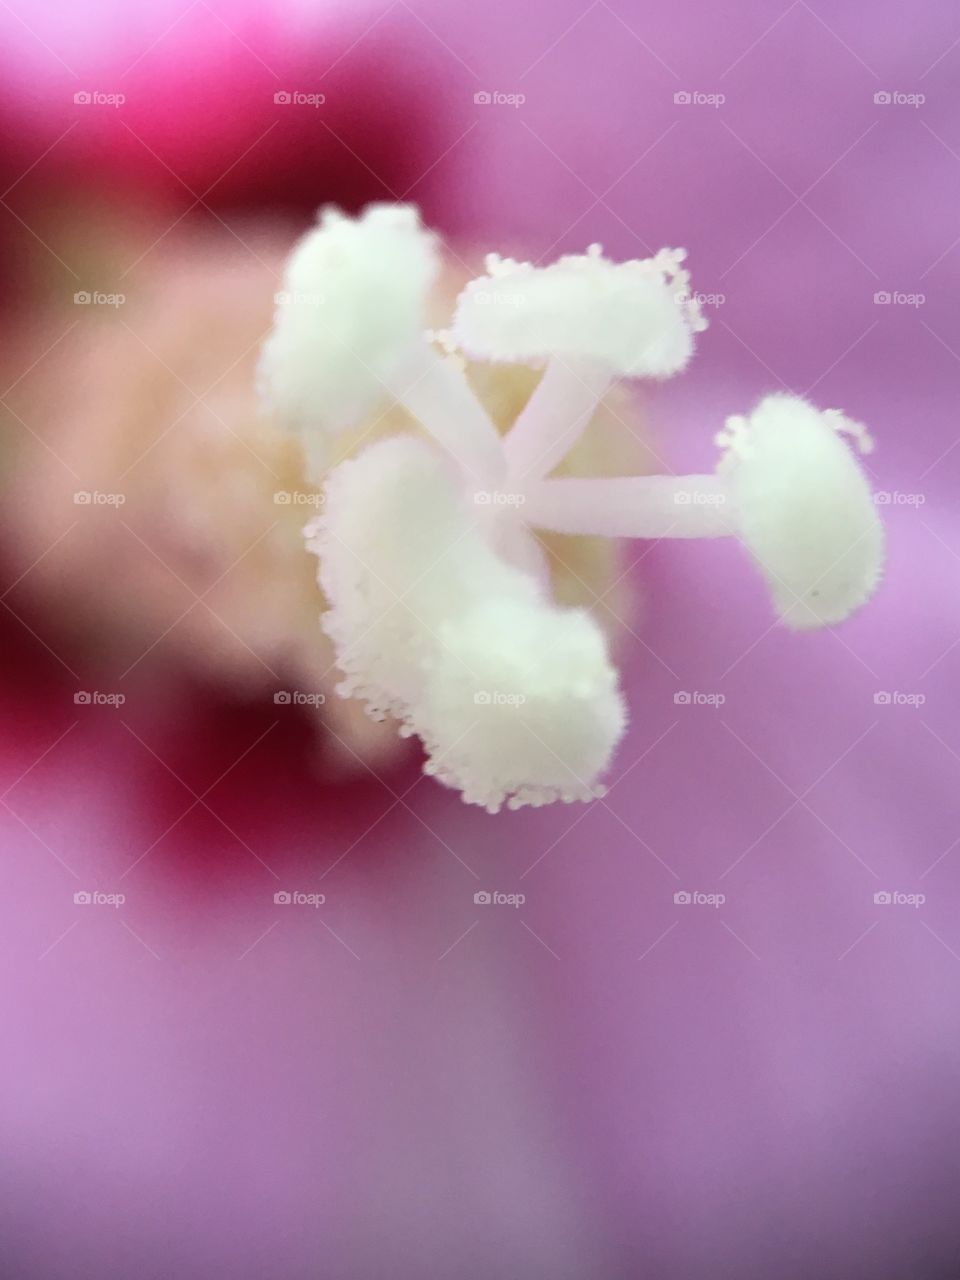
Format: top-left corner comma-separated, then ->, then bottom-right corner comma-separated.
2,2 -> 959,1277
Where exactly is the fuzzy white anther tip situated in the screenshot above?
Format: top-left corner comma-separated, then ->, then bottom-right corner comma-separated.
719,394 -> 884,629
257,202 -> 439,466
451,244 -> 703,378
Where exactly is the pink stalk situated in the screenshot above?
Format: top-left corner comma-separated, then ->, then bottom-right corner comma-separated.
390,347 -> 507,488
503,358 -> 613,483
523,475 -> 735,538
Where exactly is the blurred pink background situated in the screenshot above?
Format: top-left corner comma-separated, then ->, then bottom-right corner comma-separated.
1,1 -> 958,1276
